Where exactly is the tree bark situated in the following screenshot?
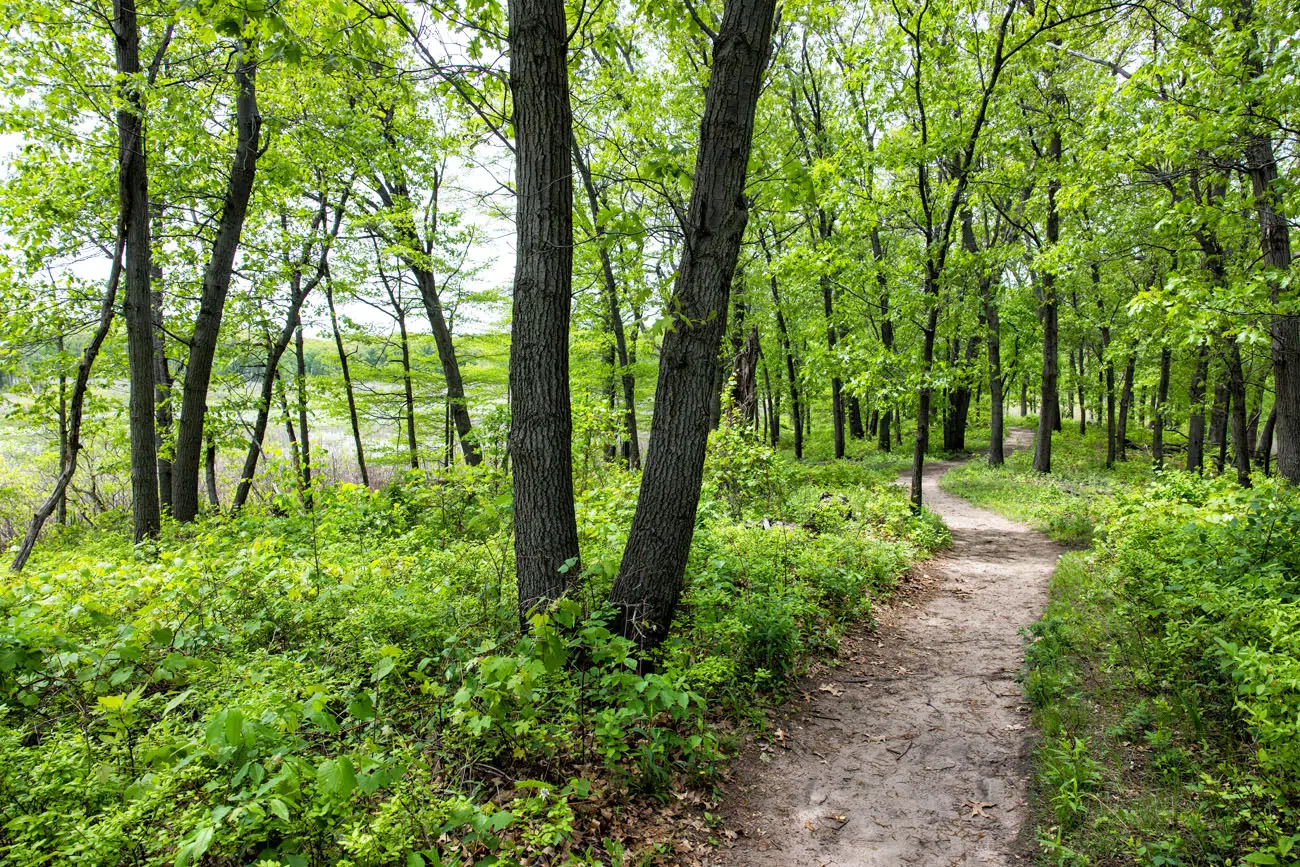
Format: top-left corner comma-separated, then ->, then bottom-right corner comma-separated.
1256,405 -> 1276,474
326,280 -> 368,486
114,0 -> 160,541
873,227 -> 895,454
509,0 -> 582,621
1033,128 -> 1062,474
1117,353 -> 1135,461
1227,337 -> 1252,486
1153,346 -> 1171,470
293,320 -> 313,503
172,44 -> 260,523
609,0 -> 775,652
396,307 -> 419,470
205,431 -> 220,508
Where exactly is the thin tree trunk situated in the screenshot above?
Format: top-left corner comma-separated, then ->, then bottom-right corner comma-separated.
1227,338 -> 1252,486
12,237 -> 124,572
1210,375 -> 1229,473
152,263 -> 173,513
1076,342 -> 1087,436
874,227 -> 895,453
293,320 -> 313,504
609,0 -> 775,652
574,143 -> 640,469
1117,353 -> 1135,461
1033,128 -> 1062,473
762,237 -> 803,458
326,280 -> 368,486
115,0 -> 160,541
822,271 -> 845,459
986,288 -> 1004,466
395,309 -> 418,470
1153,346 -> 1171,470
56,336 -> 68,525
172,45 -> 260,522
509,0 -> 581,620
205,431 -> 220,508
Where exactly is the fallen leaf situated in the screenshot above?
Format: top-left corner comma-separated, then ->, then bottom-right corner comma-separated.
961,799 -> 997,819
818,683 -> 845,697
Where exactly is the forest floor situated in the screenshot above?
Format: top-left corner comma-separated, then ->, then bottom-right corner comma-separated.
713,429 -> 1058,866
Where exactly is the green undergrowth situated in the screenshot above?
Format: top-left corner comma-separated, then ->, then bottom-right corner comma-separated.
0,425 -> 945,867
944,428 -> 1300,865
940,425 -> 1152,545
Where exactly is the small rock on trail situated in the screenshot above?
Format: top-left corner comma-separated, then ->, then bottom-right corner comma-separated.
714,431 -> 1057,866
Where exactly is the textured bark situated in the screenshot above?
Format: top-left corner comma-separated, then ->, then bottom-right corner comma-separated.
509,0 -> 582,620
1187,345 -> 1209,473
326,281 -> 368,486
114,0 -> 160,541
1245,134 -> 1299,483
1153,346 -> 1171,470
574,144 -> 640,469
609,0 -> 776,651
172,45 -> 260,523
847,393 -> 865,440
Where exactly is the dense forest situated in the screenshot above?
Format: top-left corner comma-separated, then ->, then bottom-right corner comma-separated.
0,0 -> 1296,864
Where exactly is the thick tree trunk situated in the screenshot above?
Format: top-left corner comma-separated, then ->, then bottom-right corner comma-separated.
509,0 -> 582,621
609,0 -> 775,652
574,144 -> 640,469
847,393 -> 865,440
115,0 -> 160,542
1227,338 -> 1252,486
172,46 -> 260,523
1246,134 -> 1298,483
1187,345 -> 1209,473
1153,346 -> 1171,470
326,281 -> 368,486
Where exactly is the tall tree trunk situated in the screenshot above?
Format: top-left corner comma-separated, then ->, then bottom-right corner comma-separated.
910,264 -> 940,508
509,0 -> 582,621
1227,338 -> 1252,486
822,270 -> 845,459
873,227 -> 895,453
1246,136 -> 1298,482
172,45 -> 260,523
847,393 -> 865,440
1096,279 -> 1116,468
1076,342 -> 1087,436
608,0 -> 775,652
1117,353 -> 1135,461
986,288 -> 1004,466
763,239 -> 803,458
1187,345 -> 1209,473
152,264 -> 173,513
57,336 -> 68,525
1153,346 -> 1171,470
326,281 -> 368,486
411,269 -> 481,466
574,144 -> 640,469
115,0 -> 160,542
1034,127 -> 1062,473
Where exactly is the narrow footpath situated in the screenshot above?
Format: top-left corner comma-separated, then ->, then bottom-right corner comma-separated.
715,430 -> 1058,866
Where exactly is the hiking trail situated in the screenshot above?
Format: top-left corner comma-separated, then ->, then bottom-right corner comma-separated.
714,429 -> 1057,866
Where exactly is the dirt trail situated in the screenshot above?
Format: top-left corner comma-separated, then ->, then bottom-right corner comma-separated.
715,430 -> 1057,866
